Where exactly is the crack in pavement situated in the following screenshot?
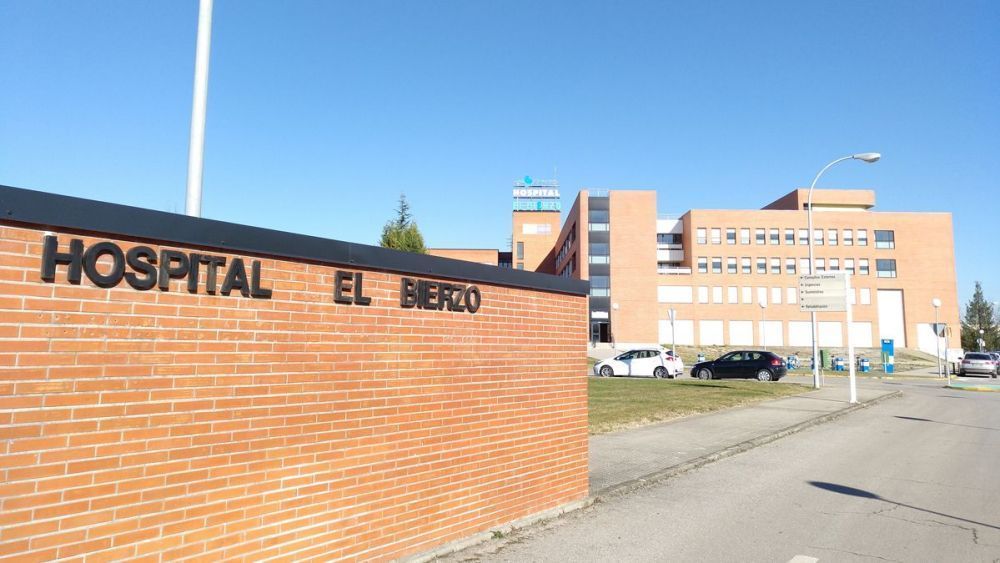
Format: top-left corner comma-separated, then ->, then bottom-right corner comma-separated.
807,545 -> 903,562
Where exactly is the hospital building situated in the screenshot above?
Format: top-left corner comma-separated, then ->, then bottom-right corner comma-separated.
430,180 -> 960,355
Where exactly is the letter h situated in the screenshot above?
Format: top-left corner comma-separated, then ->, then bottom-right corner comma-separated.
41,235 -> 84,284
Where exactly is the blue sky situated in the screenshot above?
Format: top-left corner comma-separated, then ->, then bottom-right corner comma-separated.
1,1 -> 997,304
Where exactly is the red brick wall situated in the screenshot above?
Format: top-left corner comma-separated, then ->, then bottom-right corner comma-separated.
0,224 -> 589,562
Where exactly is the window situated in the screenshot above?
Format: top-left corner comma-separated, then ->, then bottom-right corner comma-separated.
727,257 -> 737,274
697,257 -> 708,274
516,263 -> 524,270
696,228 -> 707,244
813,229 -> 824,246
741,257 -> 751,274
845,258 -> 855,274
726,228 -> 737,244
770,258 -> 781,274
786,258 -> 796,274
843,229 -> 853,246
828,229 -> 838,246
876,259 -> 897,278
769,228 -> 780,245
799,258 -> 811,275
589,242 -> 609,264
860,288 -> 871,305
785,229 -> 795,245
657,233 -> 682,244
712,257 -> 722,274
755,228 -> 766,244
516,241 -> 524,260
711,228 -> 722,245
740,228 -> 751,245
816,258 -> 826,272
859,258 -> 870,275
590,275 -> 610,296
589,209 -> 609,223
875,230 -> 895,249
798,229 -> 809,245
829,258 -> 839,271
756,258 -> 767,274
857,229 -> 869,246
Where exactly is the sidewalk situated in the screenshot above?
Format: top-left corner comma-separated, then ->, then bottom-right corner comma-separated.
590,381 -> 898,496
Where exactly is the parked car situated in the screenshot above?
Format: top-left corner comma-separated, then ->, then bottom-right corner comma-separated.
959,352 -> 998,377
690,350 -> 787,382
594,348 -> 684,378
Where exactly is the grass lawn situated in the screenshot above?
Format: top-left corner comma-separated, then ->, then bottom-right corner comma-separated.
589,377 -> 809,435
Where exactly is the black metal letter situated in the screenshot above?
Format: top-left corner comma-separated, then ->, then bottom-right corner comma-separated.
464,285 -> 481,313
333,270 -> 354,304
400,278 -> 417,308
202,256 -> 226,294
125,246 -> 157,290
221,258 -> 250,297
82,242 -> 126,288
41,235 -> 83,284
158,250 -> 190,291
250,260 -> 272,298
352,272 -> 371,305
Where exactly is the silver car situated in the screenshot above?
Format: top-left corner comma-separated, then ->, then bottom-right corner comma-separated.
959,353 -> 998,377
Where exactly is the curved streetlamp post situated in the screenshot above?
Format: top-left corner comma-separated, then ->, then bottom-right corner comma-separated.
807,153 -> 880,390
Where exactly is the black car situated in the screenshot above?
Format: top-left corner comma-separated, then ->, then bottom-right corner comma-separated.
690,350 -> 787,382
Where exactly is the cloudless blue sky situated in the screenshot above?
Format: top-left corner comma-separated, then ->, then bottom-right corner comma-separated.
1,1 -> 997,304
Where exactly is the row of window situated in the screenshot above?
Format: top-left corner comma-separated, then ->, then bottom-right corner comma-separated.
678,286 -> 875,306
694,227 -> 895,249
555,225 -> 577,266
590,275 -> 610,296
695,257 -> 898,278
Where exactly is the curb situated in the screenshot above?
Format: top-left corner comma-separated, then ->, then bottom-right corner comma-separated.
946,384 -> 1000,393
417,389 -> 900,562
593,389 -> 901,500
404,497 -> 594,563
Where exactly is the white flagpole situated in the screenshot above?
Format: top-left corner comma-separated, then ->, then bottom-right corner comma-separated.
185,0 -> 214,217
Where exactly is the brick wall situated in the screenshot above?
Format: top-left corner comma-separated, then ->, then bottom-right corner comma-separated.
0,221 -> 588,561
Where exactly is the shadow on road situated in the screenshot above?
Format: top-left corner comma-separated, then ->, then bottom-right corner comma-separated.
808,481 -> 1000,532
893,415 -> 1000,432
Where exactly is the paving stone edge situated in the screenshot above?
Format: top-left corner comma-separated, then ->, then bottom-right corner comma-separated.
594,389 -> 902,500
413,388 -> 900,562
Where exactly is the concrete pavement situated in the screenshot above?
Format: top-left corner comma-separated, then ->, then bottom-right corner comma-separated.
590,378 -> 897,496
440,378 -> 1000,562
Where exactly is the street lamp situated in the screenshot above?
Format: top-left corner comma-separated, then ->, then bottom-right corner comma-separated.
932,298 -> 942,378
759,298 -> 768,351
979,328 -> 985,352
807,153 -> 881,390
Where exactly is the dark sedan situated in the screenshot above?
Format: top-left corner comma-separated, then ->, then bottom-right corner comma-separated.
691,350 -> 787,382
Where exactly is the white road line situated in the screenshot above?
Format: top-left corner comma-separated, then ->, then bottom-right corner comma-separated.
787,556 -> 819,563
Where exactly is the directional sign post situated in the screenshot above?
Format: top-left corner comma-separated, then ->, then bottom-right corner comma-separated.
799,272 -> 857,403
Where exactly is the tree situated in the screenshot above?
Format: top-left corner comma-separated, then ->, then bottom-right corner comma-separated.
379,194 -> 426,253
960,281 -> 998,351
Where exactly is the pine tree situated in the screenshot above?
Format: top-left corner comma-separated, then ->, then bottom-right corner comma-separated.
379,194 -> 426,253
960,281 -> 997,351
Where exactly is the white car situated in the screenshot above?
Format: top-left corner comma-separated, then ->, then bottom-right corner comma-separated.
594,348 -> 684,379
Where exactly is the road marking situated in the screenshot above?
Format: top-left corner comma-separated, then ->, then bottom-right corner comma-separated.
787,556 -> 818,563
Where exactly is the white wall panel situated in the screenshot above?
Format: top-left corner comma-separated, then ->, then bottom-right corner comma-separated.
759,321 -> 784,346
700,320 -> 724,345
659,319 -> 694,345
658,286 -> 693,303
729,321 -> 754,345
877,289 -> 906,347
850,322 -> 874,348
788,321 -> 812,346
818,321 -> 843,347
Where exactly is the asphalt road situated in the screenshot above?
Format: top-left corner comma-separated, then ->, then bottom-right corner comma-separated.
442,378 -> 1000,563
